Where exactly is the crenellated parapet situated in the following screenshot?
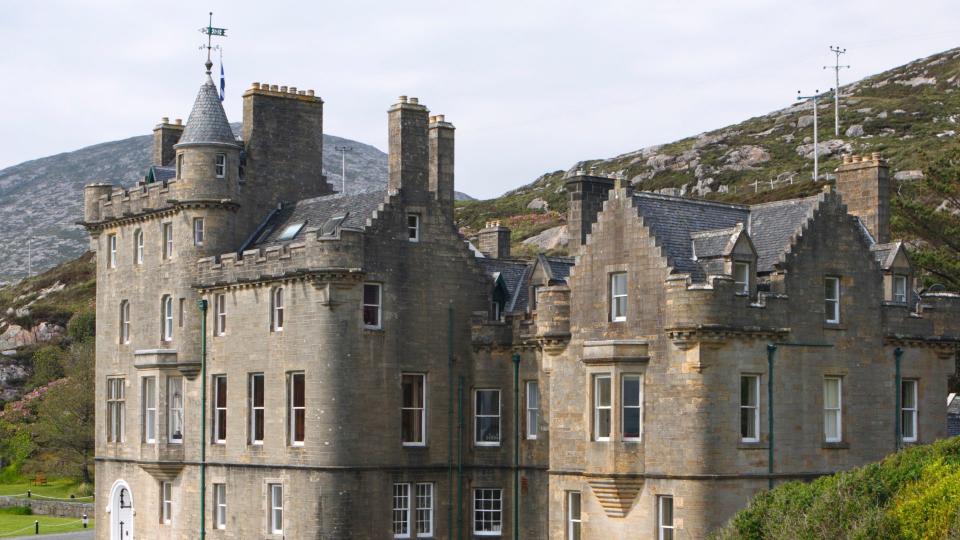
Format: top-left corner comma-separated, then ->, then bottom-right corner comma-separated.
664,273 -> 790,333
534,285 -> 571,354
82,179 -> 240,230
884,292 -> 960,350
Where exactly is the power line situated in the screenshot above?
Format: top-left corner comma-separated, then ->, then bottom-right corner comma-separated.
334,146 -> 352,195
797,88 -> 833,182
823,46 -> 850,137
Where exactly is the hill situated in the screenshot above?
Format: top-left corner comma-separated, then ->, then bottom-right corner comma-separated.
714,437 -> 960,539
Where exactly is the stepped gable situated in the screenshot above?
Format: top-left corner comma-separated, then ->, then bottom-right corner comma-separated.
176,75 -> 239,147
747,195 -> 820,272
253,190 -> 388,246
477,258 -> 531,312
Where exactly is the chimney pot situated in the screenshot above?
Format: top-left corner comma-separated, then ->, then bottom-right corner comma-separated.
175,118 -> 182,125
280,86 -> 288,93
290,86 -> 297,94
437,114 -> 445,122
871,151 -> 882,161
409,97 -> 419,104
307,89 -> 315,96
252,82 -> 261,89
398,95 -> 408,103
270,84 -> 279,91
161,116 -> 169,124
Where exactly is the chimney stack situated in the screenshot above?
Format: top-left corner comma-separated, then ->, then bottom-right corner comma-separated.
152,118 -> 185,166
388,96 -> 430,199
479,220 -> 511,259
429,114 -> 455,221
835,152 -> 891,243
565,174 -> 616,252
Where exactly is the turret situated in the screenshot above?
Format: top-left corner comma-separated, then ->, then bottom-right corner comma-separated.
83,183 -> 113,223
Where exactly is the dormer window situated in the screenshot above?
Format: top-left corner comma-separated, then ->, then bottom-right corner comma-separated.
893,275 -> 908,304
407,214 -> 420,242
733,262 -> 750,295
215,154 -> 226,178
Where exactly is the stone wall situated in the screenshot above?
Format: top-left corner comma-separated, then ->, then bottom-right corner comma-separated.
0,495 -> 94,519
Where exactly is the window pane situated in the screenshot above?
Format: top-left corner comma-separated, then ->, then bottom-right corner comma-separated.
293,374 -> 305,408
623,408 -> 640,439
902,381 -> 916,408
253,376 -> 264,407
255,410 -> 264,441
612,273 -> 626,295
477,390 -> 497,415
825,410 -> 839,440
824,379 -> 839,408
902,410 -> 915,438
477,417 -> 500,443
216,377 -> 227,407
597,377 -> 611,407
364,284 -> 379,305
741,408 -> 756,439
623,377 -> 640,407
825,278 -> 838,299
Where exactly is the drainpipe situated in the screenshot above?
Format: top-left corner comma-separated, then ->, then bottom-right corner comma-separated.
457,376 -> 464,540
766,344 -> 777,490
447,304 -> 454,536
512,353 -> 521,540
895,347 -> 903,451
198,298 -> 208,540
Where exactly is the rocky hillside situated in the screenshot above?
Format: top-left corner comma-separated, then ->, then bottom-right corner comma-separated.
456,46 -> 960,254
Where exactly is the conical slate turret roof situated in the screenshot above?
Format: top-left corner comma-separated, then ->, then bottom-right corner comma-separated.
176,75 -> 239,147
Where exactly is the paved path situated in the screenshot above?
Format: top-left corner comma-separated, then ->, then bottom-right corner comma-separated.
5,530 -> 93,540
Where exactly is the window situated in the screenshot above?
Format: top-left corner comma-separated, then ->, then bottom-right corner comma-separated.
194,218 -> 205,246
475,389 -> 501,446
161,482 -> 172,525
622,374 -> 642,442
162,222 -> 173,260
734,262 -> 750,294
162,295 -> 174,342
824,277 -> 840,323
491,301 -> 502,322
594,375 -> 612,441
179,298 -> 185,328
526,381 -> 539,440
363,283 -> 382,329
215,294 -> 226,336
250,374 -> 265,444
269,484 -> 283,534
289,372 -> 305,446
143,377 -> 156,443
213,375 -> 227,444
407,214 -> 420,242
176,153 -> 183,179
901,379 -> 918,443
135,229 -> 144,265
473,488 -> 502,536
402,374 -> 426,446
119,300 -> 131,344
567,491 -> 582,540
108,234 -> 117,268
415,483 -> 434,537
168,376 -> 184,443
610,272 -> 627,322
824,377 -> 842,442
215,153 -> 226,178
658,495 -> 674,540
107,377 -> 125,442
894,275 -> 908,304
271,288 -> 284,332
740,375 -> 760,443
214,483 -> 226,530
277,222 -> 304,241
393,483 -> 411,538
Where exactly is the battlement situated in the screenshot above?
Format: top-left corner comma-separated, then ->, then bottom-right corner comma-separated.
243,82 -> 322,103
664,273 -> 790,331
83,179 -> 180,226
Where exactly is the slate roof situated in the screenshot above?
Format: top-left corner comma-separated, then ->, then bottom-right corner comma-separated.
477,258 -> 531,312
871,241 -> 902,270
177,75 -> 240,147
691,227 -> 737,259
748,197 -> 820,272
544,256 -> 574,283
252,190 -> 387,247
151,166 -> 176,183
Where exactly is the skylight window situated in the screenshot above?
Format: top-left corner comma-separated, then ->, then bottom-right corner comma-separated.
277,222 -> 305,241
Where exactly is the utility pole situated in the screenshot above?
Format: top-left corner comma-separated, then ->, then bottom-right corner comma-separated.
823,46 -> 849,137
334,145 -> 351,194
797,89 -> 832,182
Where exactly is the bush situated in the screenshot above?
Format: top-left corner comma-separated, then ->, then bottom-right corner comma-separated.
28,346 -> 65,389
66,308 -> 95,341
0,506 -> 32,516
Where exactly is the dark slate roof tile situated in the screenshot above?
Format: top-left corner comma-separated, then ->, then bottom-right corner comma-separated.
748,196 -> 819,272
545,256 -> 574,283
177,75 -> 239,147
477,258 -> 532,312
253,190 -> 387,247
691,228 -> 736,259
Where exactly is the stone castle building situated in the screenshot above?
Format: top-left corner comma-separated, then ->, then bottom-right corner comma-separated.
83,60 -> 959,539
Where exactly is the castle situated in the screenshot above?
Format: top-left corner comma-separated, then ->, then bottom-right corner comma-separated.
83,60 -> 960,539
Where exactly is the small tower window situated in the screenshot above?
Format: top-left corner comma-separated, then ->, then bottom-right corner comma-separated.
176,154 -> 183,180
134,229 -> 144,265
215,294 -> 227,336
161,295 -> 174,342
194,218 -> 205,246
119,300 -> 131,344
271,287 -> 284,332
363,283 -> 382,329
162,223 -> 174,260
108,234 -> 117,268
407,214 -> 420,242
215,154 -> 226,178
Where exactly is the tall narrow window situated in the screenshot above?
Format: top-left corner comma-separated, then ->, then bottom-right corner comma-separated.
135,229 -> 144,265
901,379 -> 918,443
289,372 -> 305,446
193,218 -> 205,246
415,483 -> 434,537
894,275 -> 908,304
475,389 -> 501,446
407,214 -> 420,242
161,482 -> 172,525
622,374 -> 642,442
178,298 -> 185,328
269,484 -> 283,534
107,377 -> 125,442
176,153 -> 183,179
733,262 -> 750,295
393,483 -> 411,538
142,376 -> 156,443
250,374 -> 265,444
215,294 -> 226,336
658,495 -> 674,540
610,272 -> 627,322
215,153 -> 226,178
168,376 -> 183,443
271,287 -> 284,332
402,374 -> 426,446
119,300 -> 131,344
363,283 -> 382,329
824,277 -> 840,323
473,488 -> 502,536
214,483 -> 226,530
162,295 -> 174,342
108,234 -> 117,268
740,375 -> 760,443
213,375 -> 227,444
526,381 -> 539,440
594,374 -> 612,441
162,222 -> 173,260
567,491 -> 582,540
824,376 -> 842,442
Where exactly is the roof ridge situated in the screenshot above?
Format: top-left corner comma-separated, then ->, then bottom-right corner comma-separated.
690,226 -> 740,238
633,191 -> 749,210
747,194 -> 821,209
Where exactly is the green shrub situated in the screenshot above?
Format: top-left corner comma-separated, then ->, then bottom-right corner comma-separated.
0,506 -> 33,515
28,346 -> 65,388
66,308 -> 95,341
891,458 -> 960,540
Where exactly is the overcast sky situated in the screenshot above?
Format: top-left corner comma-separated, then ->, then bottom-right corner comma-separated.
1,1 -> 956,199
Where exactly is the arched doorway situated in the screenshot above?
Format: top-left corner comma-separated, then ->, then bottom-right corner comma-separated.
109,480 -> 135,539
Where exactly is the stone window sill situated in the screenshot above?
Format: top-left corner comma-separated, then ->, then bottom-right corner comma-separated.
738,441 -> 769,450
822,441 -> 850,450
823,323 -> 847,331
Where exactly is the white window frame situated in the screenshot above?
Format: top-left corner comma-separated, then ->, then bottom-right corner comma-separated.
213,375 -> 227,444
567,491 -> 582,540
268,483 -> 283,534
474,389 -> 501,447
740,375 -> 760,443
142,376 -> 156,444
407,214 -> 420,242
824,276 -> 840,324
214,483 -> 226,530
402,373 -> 426,447
610,272 -> 627,322
363,282 -> 382,329
622,374 -> 643,442
415,482 -> 434,537
107,377 -> 125,443
733,261 -> 750,295
393,483 -> 411,538
894,274 -> 908,304
901,379 -> 918,443
473,488 -> 503,536
271,287 -> 284,332
135,229 -> 144,265
658,495 -> 674,540
162,295 -> 174,342
215,153 -> 226,178
168,376 -> 184,444
526,381 -> 539,440
108,234 -> 117,268
162,222 -> 173,260
215,294 -> 226,336
594,374 -> 612,441
824,376 -> 842,443
161,481 -> 172,525
250,373 -> 265,445
193,217 -> 204,246
119,300 -> 131,344
289,372 -> 305,446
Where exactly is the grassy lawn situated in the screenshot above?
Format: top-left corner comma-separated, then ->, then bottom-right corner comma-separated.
0,478 -> 92,501
0,510 -> 94,537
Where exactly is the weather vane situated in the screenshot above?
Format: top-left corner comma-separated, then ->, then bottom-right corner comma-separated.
199,12 -> 227,74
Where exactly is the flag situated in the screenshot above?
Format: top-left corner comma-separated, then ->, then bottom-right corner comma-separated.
219,61 -> 225,102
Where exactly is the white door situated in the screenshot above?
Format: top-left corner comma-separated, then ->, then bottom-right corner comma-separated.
110,481 -> 135,540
